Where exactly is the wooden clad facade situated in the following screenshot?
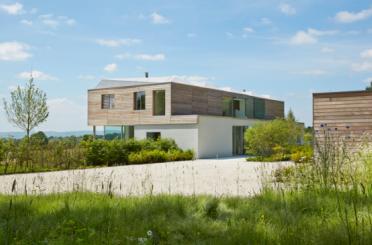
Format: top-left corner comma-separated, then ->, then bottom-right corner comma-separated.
313,90 -> 372,143
88,82 -> 284,126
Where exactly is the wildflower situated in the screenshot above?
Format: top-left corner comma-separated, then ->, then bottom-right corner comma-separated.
147,230 -> 153,237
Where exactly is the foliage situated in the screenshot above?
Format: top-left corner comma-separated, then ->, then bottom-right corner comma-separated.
245,119 -> 302,158
30,131 -> 49,146
3,78 -> 49,138
286,108 -> 296,122
366,81 -> 372,91
1,189 -> 372,244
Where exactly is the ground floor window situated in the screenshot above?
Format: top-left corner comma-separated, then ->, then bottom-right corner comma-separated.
146,132 -> 161,140
104,125 -> 134,140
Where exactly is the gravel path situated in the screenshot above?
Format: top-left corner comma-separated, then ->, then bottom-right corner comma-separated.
0,158 -> 292,197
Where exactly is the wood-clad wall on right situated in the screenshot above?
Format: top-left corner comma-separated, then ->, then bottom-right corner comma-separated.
313,91 -> 372,144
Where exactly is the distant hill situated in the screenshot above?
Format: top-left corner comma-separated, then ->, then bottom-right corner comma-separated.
0,131 -> 103,139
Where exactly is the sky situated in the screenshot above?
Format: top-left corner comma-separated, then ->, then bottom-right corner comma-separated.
0,0 -> 372,132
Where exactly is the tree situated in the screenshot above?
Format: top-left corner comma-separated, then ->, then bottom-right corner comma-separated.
286,109 -> 296,122
3,78 -> 49,139
244,119 -> 302,157
30,131 -> 49,146
366,81 -> 372,91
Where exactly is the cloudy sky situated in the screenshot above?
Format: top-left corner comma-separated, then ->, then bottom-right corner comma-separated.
0,0 -> 372,131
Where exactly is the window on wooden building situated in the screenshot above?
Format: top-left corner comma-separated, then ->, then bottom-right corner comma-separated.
101,94 -> 115,109
134,91 -> 146,110
153,90 -> 165,115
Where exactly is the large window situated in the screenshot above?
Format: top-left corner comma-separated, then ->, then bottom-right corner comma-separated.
153,90 -> 165,115
104,125 -> 134,140
222,97 -> 233,116
101,94 -> 115,109
233,99 -> 245,118
134,91 -> 146,110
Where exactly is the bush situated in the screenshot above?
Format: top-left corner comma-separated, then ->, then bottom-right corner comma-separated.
30,131 -> 49,146
290,146 -> 313,163
245,119 -> 303,158
81,138 -> 193,166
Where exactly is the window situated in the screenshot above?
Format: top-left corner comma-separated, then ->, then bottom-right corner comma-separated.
134,91 -> 146,110
147,132 -> 161,140
153,90 -> 165,115
101,94 -> 115,109
222,97 -> 233,116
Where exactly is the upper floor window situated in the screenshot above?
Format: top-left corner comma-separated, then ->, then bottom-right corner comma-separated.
101,94 -> 115,109
153,90 -> 165,115
134,91 -> 146,110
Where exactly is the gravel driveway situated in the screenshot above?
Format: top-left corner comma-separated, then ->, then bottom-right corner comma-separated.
0,158 -> 292,197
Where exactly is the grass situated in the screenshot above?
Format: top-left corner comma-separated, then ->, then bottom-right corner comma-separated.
1,189 -> 371,244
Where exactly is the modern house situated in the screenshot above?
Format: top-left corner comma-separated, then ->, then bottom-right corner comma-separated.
88,77 -> 284,158
313,90 -> 372,147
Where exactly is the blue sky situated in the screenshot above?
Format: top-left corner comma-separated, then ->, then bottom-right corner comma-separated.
0,0 -> 372,131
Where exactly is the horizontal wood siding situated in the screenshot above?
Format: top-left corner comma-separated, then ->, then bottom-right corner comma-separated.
171,83 -> 284,119
313,91 -> 372,144
88,83 -> 198,126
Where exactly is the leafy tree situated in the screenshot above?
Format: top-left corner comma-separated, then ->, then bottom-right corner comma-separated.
286,109 -> 296,122
244,119 -> 302,157
3,78 -> 49,139
30,131 -> 49,146
366,81 -> 372,91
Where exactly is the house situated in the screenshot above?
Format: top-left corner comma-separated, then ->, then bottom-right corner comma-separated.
313,90 -> 372,147
88,76 -> 284,158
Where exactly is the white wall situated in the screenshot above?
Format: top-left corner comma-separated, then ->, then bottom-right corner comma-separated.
134,124 -> 199,156
198,116 -> 260,158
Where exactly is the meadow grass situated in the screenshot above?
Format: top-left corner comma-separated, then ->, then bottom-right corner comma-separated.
1,188 -> 371,244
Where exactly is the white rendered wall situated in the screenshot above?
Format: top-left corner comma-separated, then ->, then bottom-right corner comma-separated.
197,116 -> 260,159
134,124 -> 199,156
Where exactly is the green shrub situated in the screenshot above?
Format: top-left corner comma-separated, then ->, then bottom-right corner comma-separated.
245,119 -> 303,158
128,149 -> 168,164
30,131 -> 49,146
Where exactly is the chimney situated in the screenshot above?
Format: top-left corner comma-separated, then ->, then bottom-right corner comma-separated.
145,72 -> 149,78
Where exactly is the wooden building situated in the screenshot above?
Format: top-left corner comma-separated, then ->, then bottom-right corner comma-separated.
313,90 -> 372,146
88,77 -> 284,158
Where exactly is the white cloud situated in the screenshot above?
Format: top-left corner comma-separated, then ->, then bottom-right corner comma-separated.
352,62 -> 372,72
20,19 -> 32,26
78,75 -> 96,80
260,17 -> 272,25
335,7 -> 372,23
150,12 -> 170,24
116,53 -> 166,61
96,38 -> 141,47
104,63 -> 118,73
290,31 -> 317,45
18,70 -> 58,81
321,47 -> 334,53
187,33 -> 197,38
134,53 -> 165,61
38,14 -> 76,28
225,32 -> 234,38
361,49 -> 372,58
297,69 -> 328,76
243,27 -> 254,33
279,3 -> 296,15
290,28 -> 338,45
0,2 -> 23,15
0,42 -> 31,61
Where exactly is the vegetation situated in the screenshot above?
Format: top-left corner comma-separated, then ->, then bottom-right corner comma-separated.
3,78 -> 49,139
366,81 -> 372,91
245,118 -> 309,162
0,136 -> 194,175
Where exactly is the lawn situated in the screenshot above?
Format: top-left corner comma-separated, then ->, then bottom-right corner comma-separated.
1,189 -> 371,244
